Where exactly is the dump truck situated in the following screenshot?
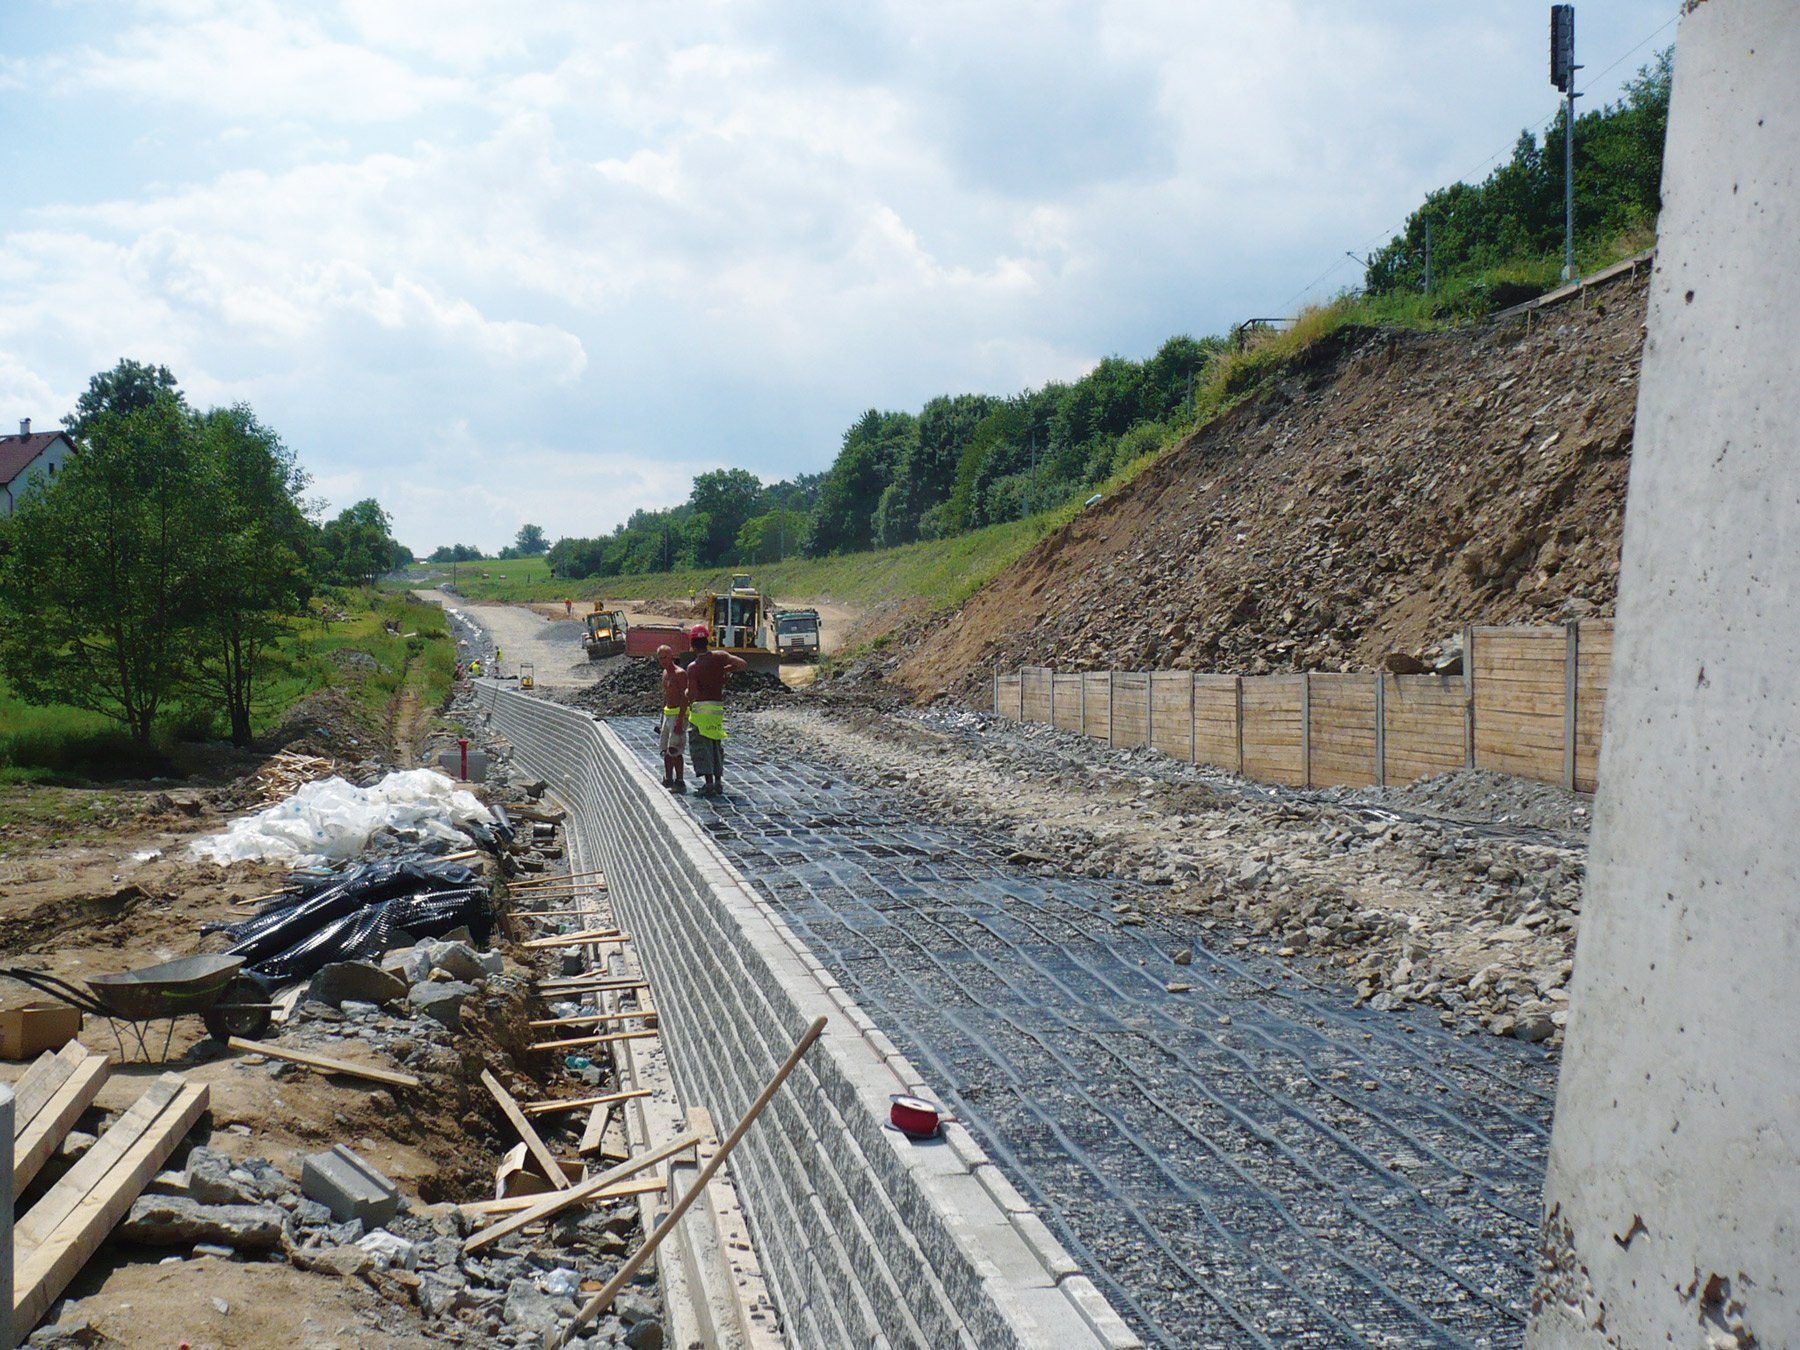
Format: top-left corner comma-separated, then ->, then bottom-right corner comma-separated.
583,606 -> 628,661
774,608 -> 822,661
702,575 -> 780,674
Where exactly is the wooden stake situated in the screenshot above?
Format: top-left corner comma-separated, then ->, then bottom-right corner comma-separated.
521,929 -> 626,950
457,1175 -> 664,1216
578,1103 -> 613,1158
226,1037 -> 419,1089
463,1130 -> 703,1253
510,868 -> 609,889
527,1010 -> 655,1030
480,1070 -> 570,1191
554,1015 -> 827,1345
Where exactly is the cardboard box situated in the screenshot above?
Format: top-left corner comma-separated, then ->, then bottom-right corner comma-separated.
0,1002 -> 84,1059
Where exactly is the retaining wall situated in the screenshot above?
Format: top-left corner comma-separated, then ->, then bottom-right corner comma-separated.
472,686 -> 1137,1350
996,620 -> 1612,792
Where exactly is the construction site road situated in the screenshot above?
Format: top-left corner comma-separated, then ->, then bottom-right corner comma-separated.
608,713 -> 1558,1350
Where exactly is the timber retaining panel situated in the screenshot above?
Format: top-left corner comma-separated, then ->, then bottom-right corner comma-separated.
472,686 -> 1137,1350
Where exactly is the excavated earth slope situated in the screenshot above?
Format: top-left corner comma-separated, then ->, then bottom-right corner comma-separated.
889,273 -> 1646,704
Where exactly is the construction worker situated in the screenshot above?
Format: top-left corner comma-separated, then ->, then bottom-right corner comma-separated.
684,623 -> 745,796
470,657 -> 482,678
493,647 -> 503,676
565,597 -> 573,617
655,645 -> 690,793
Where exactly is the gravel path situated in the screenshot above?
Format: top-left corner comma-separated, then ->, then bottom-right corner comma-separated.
613,716 -> 1556,1350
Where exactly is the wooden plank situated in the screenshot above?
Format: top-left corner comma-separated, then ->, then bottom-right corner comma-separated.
226,1037 -> 420,1089
12,1044 -> 81,1127
13,1051 -> 108,1194
522,1089 -> 652,1117
578,1102 -> 614,1158
464,1130 -> 704,1252
527,1011 -> 656,1030
521,929 -> 627,949
13,1076 -> 209,1331
529,1030 -> 660,1052
457,1176 -> 668,1216
481,1069 -> 571,1191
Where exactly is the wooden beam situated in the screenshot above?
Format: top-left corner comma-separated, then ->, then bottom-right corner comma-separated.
526,1010 -> 656,1030
480,1070 -> 570,1192
577,1103 -> 613,1158
12,1074 -> 209,1332
13,1049 -> 109,1193
463,1130 -> 702,1252
538,977 -> 647,994
521,929 -> 626,950
510,868 -> 608,889
521,1088 -> 651,1117
457,1175 -> 665,1217
226,1037 -> 419,1089
529,1030 -> 659,1053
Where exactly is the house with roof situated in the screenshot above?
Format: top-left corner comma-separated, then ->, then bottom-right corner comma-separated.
0,419 -> 75,516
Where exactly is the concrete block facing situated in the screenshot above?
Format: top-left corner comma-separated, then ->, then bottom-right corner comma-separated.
302,1144 -> 400,1227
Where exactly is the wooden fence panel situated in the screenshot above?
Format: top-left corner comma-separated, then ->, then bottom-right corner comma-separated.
1574,620 -> 1613,793
1081,673 -> 1110,741
1112,674 -> 1150,749
1021,668 -> 1052,725
1382,675 -> 1467,783
1241,675 -> 1305,785
1194,675 -> 1240,771
1472,627 -> 1567,785
997,674 -> 1021,719
1150,672 -> 1193,761
1309,673 -> 1378,787
1052,674 -> 1084,733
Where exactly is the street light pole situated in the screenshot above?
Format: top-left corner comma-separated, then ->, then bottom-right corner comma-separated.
1551,5 -> 1582,281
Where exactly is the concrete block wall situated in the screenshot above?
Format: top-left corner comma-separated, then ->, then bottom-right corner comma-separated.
473,686 -> 1137,1350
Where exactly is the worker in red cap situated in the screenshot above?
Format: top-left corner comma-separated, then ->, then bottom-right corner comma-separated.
684,622 -> 745,795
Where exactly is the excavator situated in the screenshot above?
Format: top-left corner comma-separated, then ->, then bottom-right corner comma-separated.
701,575 -> 780,674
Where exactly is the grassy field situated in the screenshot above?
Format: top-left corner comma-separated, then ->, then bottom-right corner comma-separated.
395,512 -> 1075,614
0,588 -> 455,782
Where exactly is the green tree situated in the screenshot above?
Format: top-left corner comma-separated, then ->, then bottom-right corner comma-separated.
0,392 -> 202,745
688,469 -> 762,565
807,410 -> 915,555
185,405 -> 315,745
513,523 -> 549,556
319,499 -> 398,585
66,359 -> 184,436
735,508 -> 808,564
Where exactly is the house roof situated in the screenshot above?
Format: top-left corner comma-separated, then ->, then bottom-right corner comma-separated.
0,432 -> 69,488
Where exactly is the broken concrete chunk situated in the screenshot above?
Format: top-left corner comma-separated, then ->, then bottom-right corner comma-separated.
185,1147 -> 260,1206
301,1144 -> 401,1227
290,1244 -> 377,1279
502,1277 -> 574,1335
422,940 -> 487,983
119,1196 -> 286,1250
356,1229 -> 417,1270
408,978 -> 475,1029
308,960 -> 408,1009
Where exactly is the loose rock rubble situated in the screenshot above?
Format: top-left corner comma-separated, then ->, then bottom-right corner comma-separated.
753,703 -> 1586,1048
868,274 -> 1647,705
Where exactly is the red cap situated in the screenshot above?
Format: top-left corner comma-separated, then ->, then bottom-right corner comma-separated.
689,623 -> 710,641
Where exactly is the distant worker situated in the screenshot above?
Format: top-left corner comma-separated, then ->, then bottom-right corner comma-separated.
470,657 -> 482,678
684,623 -> 745,796
655,645 -> 691,793
565,597 -> 573,617
493,647 -> 503,676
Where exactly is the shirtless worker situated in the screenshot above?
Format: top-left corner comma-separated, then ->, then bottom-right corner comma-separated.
684,623 -> 746,796
655,644 -> 690,793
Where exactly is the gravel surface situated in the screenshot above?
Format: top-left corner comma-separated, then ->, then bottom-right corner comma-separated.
619,716 -> 1556,1350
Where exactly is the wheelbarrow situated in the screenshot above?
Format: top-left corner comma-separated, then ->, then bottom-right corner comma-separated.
1,954 -> 272,1062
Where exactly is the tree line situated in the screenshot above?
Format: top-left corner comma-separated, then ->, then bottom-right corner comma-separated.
1365,50 -> 1671,302
0,361 -> 407,747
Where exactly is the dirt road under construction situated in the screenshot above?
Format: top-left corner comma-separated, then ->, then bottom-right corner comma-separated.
448,599 -> 1576,1349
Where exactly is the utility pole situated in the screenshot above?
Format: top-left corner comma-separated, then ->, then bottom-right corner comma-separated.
1551,5 -> 1581,282
1423,217 -> 1432,295
1026,433 -> 1037,519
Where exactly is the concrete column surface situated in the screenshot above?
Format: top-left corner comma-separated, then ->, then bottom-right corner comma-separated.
1531,4 -> 1800,1348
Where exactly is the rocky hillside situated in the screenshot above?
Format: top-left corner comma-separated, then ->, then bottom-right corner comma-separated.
882,271 -> 1646,704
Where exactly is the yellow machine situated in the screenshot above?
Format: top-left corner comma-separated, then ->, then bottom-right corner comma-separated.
583,605 -> 627,661
704,575 -> 779,674
519,662 -> 535,690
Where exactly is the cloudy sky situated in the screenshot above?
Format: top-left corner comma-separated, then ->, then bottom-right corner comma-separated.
1,0 -> 1675,554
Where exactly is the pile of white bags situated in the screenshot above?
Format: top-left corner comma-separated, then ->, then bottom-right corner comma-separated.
192,769 -> 495,867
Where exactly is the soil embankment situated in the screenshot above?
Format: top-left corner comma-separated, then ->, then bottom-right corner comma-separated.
882,276 -> 1646,704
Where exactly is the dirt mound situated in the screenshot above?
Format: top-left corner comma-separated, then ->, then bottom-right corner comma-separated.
882,276 -> 1645,704
261,686 -> 384,763
553,655 -> 791,718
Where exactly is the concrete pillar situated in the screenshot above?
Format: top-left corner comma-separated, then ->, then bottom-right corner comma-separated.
1531,7 -> 1800,1348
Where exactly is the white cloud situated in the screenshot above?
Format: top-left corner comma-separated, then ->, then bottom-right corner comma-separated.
0,0 -> 1678,548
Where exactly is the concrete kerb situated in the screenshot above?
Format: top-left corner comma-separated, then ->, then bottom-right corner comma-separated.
473,686 -> 1139,1350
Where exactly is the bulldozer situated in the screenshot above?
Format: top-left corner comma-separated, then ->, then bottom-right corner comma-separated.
702,575 -> 779,674
583,605 -> 628,661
